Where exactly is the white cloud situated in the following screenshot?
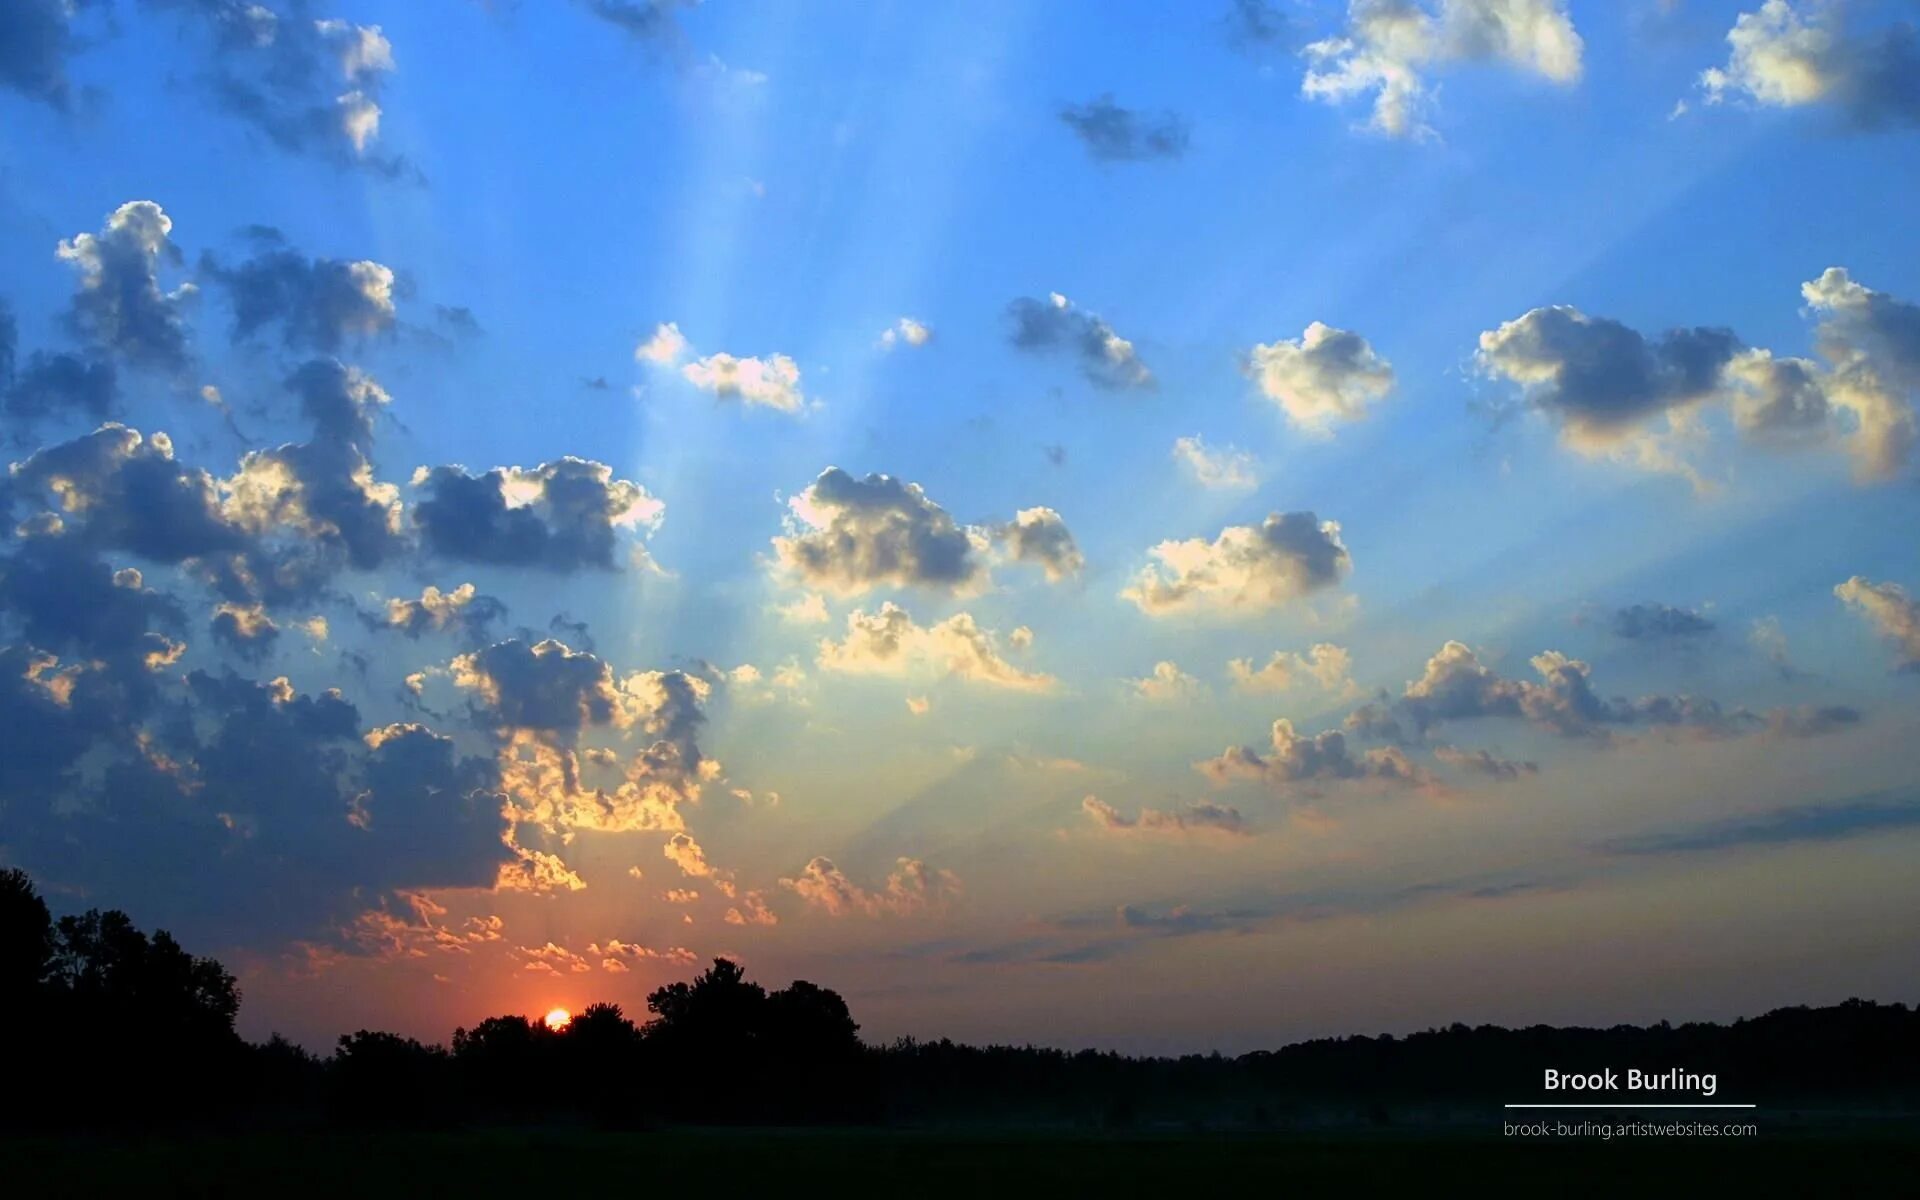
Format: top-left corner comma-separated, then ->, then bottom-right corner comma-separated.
1123,512 -> 1351,617
635,322 -> 688,365
1228,643 -> 1358,697
879,317 -> 932,349
1172,436 -> 1258,489
817,603 -> 1056,692
1247,322 -> 1394,433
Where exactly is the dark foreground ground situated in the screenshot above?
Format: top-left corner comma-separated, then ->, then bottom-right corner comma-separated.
6,1122 -> 1918,1197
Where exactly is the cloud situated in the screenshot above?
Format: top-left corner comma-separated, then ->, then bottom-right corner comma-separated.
1394,640 -> 1758,741
997,506 -> 1084,581
1796,268 -> 1920,481
1835,575 -> 1920,670
1603,789 -> 1920,856
680,351 -> 805,412
57,201 -> 194,372
202,240 -> 397,352
1247,322 -> 1394,434
1477,305 -> 1741,452
11,423 -> 245,564
780,856 -> 960,917
1611,603 -> 1715,641
816,603 -> 1055,692
1698,0 -> 1920,130
1007,292 -> 1152,390
4,348 -> 116,424
1171,435 -> 1257,489
635,321 -> 688,365
1763,704 -> 1863,740
209,601 -> 279,661
579,0 -> 696,44
451,637 -> 706,745
1081,795 -> 1247,837
773,467 -> 988,596
1058,94 -> 1190,161
1131,660 -> 1202,702
147,1 -> 406,172
1199,718 -> 1432,790
1122,512 -> 1351,617
1224,0 -> 1293,52
1432,744 -> 1538,781
878,318 -> 932,350
663,831 -> 723,881
1303,0 -> 1583,139
724,890 -> 778,926
1229,643 -> 1358,697
379,582 -> 506,643
0,0 -> 100,110
412,457 -> 662,572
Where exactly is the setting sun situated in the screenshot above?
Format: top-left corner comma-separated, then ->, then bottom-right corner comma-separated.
544,1008 -> 571,1031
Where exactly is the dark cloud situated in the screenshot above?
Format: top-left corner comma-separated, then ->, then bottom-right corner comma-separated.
202,244 -> 397,353
1602,790 -> 1920,857
1611,602 -> 1715,641
0,0 -> 101,109
1701,5 -> 1920,131
1123,512 -> 1351,616
207,602 -> 279,661
433,305 -> 482,338
355,722 -> 511,889
1477,306 -> 1740,442
1058,94 -> 1190,162
142,0 -> 409,174
413,458 -> 661,572
10,424 -> 244,563
5,352 -> 116,423
579,0 -> 694,42
1007,293 -> 1153,390
773,467 -> 987,596
1762,704 -> 1863,740
1222,0 -> 1291,52
452,637 -> 627,739
57,202 -> 194,372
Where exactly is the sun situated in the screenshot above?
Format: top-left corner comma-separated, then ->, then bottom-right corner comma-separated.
544,1007 -> 572,1031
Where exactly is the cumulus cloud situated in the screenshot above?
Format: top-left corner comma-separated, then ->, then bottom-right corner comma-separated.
1081,795 -> 1247,836
209,601 -> 279,661
679,350 -> 805,412
780,856 -> 960,917
1058,94 -> 1191,161
380,582 -> 506,642
997,506 -> 1084,581
1477,305 -> 1740,457
1228,643 -> 1358,696
11,423 -> 244,564
1835,575 -> 1920,670
724,891 -> 779,926
1796,268 -> 1919,481
1482,270 -> 1917,484
1007,292 -> 1152,390
412,457 -> 662,572
1172,435 -> 1257,489
1247,322 -> 1394,434
878,318 -> 932,350
1698,0 -> 1920,130
1198,718 -> 1431,790
147,1 -> 406,172
4,347 -> 117,424
1303,0 -> 1583,138
202,237 -> 397,352
816,603 -> 1055,692
1394,640 -> 1757,741
772,467 -> 988,596
1130,660 -> 1202,702
1123,512 -> 1350,617
57,202 -> 194,372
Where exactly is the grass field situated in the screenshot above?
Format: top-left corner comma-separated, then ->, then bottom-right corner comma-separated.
6,1123 -> 1919,1196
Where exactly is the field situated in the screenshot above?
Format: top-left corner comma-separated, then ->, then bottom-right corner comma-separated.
6,1123 -> 1918,1196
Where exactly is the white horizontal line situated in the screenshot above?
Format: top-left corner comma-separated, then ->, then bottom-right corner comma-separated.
1503,1104 -> 1757,1109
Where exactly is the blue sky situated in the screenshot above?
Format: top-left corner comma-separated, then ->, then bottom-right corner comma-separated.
2,0 -> 1919,1052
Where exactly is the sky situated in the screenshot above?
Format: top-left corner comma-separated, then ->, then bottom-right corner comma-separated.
2,0 -> 1919,1055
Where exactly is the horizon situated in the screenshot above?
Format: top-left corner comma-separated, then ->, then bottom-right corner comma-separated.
3,0 -> 1920,1063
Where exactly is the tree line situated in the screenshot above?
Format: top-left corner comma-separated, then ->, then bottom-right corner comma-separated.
4,868 -> 1917,1131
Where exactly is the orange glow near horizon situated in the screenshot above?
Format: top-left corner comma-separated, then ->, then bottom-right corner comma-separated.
544,1007 -> 572,1031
